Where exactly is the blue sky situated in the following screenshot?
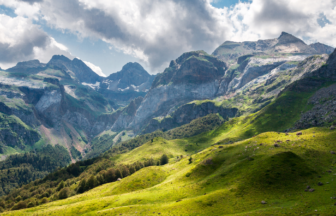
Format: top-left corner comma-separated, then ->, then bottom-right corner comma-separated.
0,0 -> 335,76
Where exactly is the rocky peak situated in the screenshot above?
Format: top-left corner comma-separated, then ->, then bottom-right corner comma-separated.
49,55 -> 72,64
105,62 -> 152,89
47,55 -> 101,84
152,51 -> 227,88
213,32 -> 320,62
15,60 -> 45,68
7,59 -> 46,73
277,32 -> 305,45
309,42 -> 335,54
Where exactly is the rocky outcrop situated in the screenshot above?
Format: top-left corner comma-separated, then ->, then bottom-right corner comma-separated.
142,101 -> 238,134
111,97 -> 144,131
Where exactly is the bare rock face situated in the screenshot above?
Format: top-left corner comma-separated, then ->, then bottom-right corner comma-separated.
111,97 -> 144,131
128,51 -> 227,131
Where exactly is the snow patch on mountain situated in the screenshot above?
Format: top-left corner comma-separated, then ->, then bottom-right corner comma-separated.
83,61 -> 106,77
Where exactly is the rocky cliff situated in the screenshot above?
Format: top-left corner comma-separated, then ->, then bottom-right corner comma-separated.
128,51 -> 227,131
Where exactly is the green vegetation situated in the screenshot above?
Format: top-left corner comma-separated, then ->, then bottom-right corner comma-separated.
3,127 -> 336,215
85,131 -> 117,159
0,145 -> 71,196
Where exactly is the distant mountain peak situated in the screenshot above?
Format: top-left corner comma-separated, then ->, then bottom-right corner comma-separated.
49,55 -> 72,63
277,31 -> 305,45
15,60 -> 44,68
121,62 -> 145,72
309,42 -> 335,54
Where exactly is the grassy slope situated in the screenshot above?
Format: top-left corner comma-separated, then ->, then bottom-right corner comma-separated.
5,127 -> 336,215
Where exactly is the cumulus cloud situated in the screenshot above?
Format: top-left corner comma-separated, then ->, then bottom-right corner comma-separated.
36,0 -> 231,72
1,0 -> 336,73
227,0 -> 336,46
0,14 -> 72,69
83,61 -> 106,77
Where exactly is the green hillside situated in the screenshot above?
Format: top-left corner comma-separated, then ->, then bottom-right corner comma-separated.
2,127 -> 336,215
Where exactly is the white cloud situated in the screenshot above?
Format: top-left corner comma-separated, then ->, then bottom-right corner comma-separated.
226,0 -> 336,47
1,0 -> 336,72
0,14 -> 72,69
0,0 -> 40,20
83,60 -> 106,77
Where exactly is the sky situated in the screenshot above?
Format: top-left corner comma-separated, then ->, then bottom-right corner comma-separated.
0,0 -> 335,76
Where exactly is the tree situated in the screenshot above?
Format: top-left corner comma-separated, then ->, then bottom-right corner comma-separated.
160,154 -> 169,165
77,179 -> 87,193
105,168 -> 116,183
58,187 -> 70,199
129,166 -> 136,174
116,169 -> 123,179
86,175 -> 96,190
56,180 -> 65,191
122,166 -> 130,178
189,156 -> 193,164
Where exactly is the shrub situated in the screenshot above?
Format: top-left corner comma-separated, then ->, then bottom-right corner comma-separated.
15,196 -> 22,202
160,154 -> 169,165
58,187 -> 70,200
0,200 -> 5,208
40,197 -> 48,204
105,169 -> 116,183
27,202 -> 35,208
12,201 -> 26,210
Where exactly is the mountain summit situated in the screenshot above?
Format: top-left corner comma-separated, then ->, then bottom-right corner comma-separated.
213,32 -> 332,62
47,55 -> 102,84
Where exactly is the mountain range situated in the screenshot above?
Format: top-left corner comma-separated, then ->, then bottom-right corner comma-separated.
0,32 -> 336,214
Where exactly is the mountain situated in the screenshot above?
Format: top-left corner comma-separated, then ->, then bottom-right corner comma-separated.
213,32 -> 324,63
97,62 -> 155,105
47,55 -> 102,84
127,50 -> 228,131
0,31 -> 335,207
309,42 -> 335,54
3,48 -> 336,215
115,33 -> 330,133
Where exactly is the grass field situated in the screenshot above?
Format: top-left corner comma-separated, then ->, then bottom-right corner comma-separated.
3,127 -> 336,216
